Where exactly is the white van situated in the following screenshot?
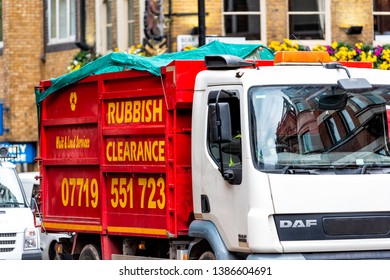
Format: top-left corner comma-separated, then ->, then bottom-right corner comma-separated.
0,162 -> 42,260
18,171 -> 70,260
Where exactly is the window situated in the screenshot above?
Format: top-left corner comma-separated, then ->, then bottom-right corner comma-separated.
288,0 -> 330,44
207,89 -> 242,184
222,0 -> 266,42
327,117 -> 341,144
374,0 -> 390,43
127,0 -> 135,47
340,109 -> 356,133
47,0 -> 76,44
105,0 -> 113,51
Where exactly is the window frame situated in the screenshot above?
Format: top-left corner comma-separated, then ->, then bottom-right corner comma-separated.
117,0 -> 136,51
287,0 -> 331,47
105,0 -> 113,51
47,0 -> 76,45
221,0 -> 266,44
373,0 -> 390,45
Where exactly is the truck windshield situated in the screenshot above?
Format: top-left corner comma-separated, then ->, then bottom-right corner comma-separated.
249,85 -> 390,172
0,167 -> 25,207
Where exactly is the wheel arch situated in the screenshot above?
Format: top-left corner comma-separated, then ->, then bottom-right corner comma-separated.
188,220 -> 237,260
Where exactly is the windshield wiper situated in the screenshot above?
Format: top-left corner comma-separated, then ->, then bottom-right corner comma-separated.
360,163 -> 390,174
0,201 -> 24,207
281,165 -> 321,174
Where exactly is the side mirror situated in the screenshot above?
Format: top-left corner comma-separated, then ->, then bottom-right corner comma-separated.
208,103 -> 232,143
31,198 -> 42,228
337,78 -> 373,93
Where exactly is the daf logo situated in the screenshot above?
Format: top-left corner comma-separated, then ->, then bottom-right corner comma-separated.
280,219 -> 318,228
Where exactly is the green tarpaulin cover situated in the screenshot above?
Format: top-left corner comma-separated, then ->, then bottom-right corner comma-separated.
35,41 -> 274,104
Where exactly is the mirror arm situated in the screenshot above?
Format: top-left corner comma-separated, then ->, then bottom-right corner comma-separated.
335,64 -> 351,79
324,62 -> 351,79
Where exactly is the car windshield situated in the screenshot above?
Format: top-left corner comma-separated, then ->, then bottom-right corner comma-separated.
249,85 -> 390,172
0,166 -> 26,207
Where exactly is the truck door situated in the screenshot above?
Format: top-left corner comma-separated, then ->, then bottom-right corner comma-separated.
195,86 -> 248,252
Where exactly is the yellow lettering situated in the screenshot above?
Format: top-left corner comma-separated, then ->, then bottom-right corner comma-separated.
152,141 -> 159,162
131,142 -> 137,161
106,142 -> 113,161
137,141 -> 144,161
153,99 -> 163,122
144,141 -> 151,161
106,99 -> 163,125
145,100 -> 152,122
61,177 -> 99,209
133,101 -> 141,122
108,103 -> 115,124
105,140 -> 165,162
158,141 -> 165,161
116,102 -> 124,124
117,141 -> 123,161
124,141 -> 130,161
141,100 -> 145,123
124,101 -> 132,123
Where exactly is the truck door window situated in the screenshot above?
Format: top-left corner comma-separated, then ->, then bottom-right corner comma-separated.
207,90 -> 242,184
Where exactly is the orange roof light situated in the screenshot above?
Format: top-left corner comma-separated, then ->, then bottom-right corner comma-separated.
274,51 -> 331,64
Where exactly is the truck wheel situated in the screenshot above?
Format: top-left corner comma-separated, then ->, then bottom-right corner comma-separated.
199,251 -> 216,260
79,244 -> 101,260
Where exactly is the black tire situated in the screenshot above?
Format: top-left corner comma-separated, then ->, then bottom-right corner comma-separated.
79,244 -> 101,260
199,251 -> 216,260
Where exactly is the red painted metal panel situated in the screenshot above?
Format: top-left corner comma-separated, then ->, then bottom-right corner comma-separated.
43,81 -> 99,120
105,173 -> 167,237
43,166 -> 101,230
44,124 -> 99,159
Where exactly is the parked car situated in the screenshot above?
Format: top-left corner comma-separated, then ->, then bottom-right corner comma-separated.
18,171 -> 71,260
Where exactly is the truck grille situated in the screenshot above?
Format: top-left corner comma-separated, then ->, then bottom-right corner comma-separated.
0,232 -> 17,253
323,216 -> 390,235
275,212 -> 390,241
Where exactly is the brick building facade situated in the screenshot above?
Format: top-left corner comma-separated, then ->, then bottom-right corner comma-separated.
0,0 -> 387,171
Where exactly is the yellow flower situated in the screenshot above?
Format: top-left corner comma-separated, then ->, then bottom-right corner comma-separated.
331,41 -> 338,49
355,42 -> 363,49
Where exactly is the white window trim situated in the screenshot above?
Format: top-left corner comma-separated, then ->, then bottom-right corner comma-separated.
221,1 -> 267,45
117,0 -> 127,51
47,0 -> 76,45
139,0 -> 145,44
95,1 -> 103,53
287,0 -> 331,48
117,0 -> 136,51
96,0 -> 110,54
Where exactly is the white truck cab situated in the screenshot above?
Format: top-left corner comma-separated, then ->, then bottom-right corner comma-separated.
190,54 -> 390,259
0,148 -> 42,260
19,171 -> 71,260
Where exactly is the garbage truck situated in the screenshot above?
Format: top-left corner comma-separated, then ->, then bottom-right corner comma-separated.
34,41 -> 390,260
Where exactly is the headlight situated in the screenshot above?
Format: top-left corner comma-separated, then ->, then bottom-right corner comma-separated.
24,227 -> 39,250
